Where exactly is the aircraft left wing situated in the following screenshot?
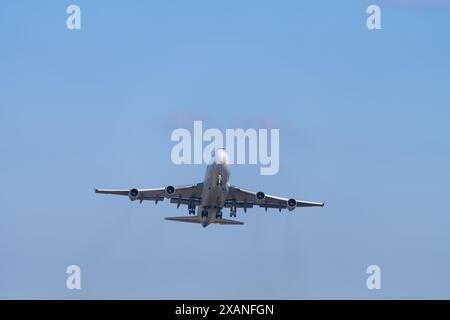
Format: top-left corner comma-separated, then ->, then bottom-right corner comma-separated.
95,183 -> 203,206
225,185 -> 324,212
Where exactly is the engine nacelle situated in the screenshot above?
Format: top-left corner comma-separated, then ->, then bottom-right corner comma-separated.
287,198 -> 297,211
128,188 -> 140,201
165,185 -> 175,197
255,191 -> 266,202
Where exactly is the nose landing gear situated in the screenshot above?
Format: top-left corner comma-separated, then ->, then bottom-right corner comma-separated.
216,171 -> 223,186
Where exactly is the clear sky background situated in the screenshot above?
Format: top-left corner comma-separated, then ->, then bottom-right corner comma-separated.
1,1 -> 450,299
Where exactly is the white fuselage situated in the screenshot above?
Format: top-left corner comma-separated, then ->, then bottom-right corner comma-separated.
198,149 -> 231,227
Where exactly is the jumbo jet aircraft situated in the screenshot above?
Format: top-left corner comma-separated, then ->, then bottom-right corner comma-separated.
95,148 -> 324,227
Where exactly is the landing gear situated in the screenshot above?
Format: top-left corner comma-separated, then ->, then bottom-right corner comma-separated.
188,204 -> 196,215
201,209 -> 208,218
216,210 -> 223,219
216,172 -> 223,186
230,206 -> 237,218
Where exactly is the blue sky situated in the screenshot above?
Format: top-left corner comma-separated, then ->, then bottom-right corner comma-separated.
1,1 -> 450,299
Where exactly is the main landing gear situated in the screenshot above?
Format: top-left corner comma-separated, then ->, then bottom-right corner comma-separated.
200,207 -> 223,219
188,204 -> 196,215
230,206 -> 237,218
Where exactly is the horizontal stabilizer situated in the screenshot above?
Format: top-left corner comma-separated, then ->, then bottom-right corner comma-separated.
164,216 -> 244,225
164,216 -> 201,224
213,218 -> 244,225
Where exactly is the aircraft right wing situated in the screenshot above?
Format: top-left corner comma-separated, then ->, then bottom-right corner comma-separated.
95,183 -> 203,206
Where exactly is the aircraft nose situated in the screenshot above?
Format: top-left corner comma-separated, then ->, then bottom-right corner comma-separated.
214,148 -> 229,165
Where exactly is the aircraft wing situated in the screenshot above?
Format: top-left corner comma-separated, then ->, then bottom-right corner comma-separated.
95,183 -> 203,206
225,185 -> 324,211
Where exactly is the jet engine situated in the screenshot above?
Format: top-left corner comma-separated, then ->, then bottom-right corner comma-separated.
287,198 -> 297,211
128,188 -> 140,201
255,191 -> 266,201
165,185 -> 175,197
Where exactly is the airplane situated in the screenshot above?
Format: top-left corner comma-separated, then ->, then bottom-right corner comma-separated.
95,148 -> 324,227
